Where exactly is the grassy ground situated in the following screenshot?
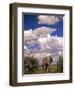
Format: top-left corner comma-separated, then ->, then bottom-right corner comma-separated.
24,64 -> 63,74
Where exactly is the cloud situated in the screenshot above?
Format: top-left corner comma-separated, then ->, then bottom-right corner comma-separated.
38,35 -> 63,48
24,27 -> 56,41
24,29 -> 37,41
24,28 -> 63,56
33,26 -> 56,37
46,35 -> 63,49
38,15 -> 62,25
38,35 -> 63,55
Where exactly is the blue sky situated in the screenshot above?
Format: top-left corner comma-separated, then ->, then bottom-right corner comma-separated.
23,14 -> 63,37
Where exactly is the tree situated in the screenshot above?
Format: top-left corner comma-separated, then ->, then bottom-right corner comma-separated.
57,55 -> 63,72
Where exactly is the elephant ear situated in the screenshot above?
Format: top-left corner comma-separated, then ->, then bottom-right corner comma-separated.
50,56 -> 53,63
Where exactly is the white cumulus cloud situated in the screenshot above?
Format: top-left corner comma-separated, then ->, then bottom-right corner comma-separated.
38,34 -> 63,55
24,29 -> 63,56
24,29 -> 37,41
33,26 -> 56,37
38,15 -> 61,25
